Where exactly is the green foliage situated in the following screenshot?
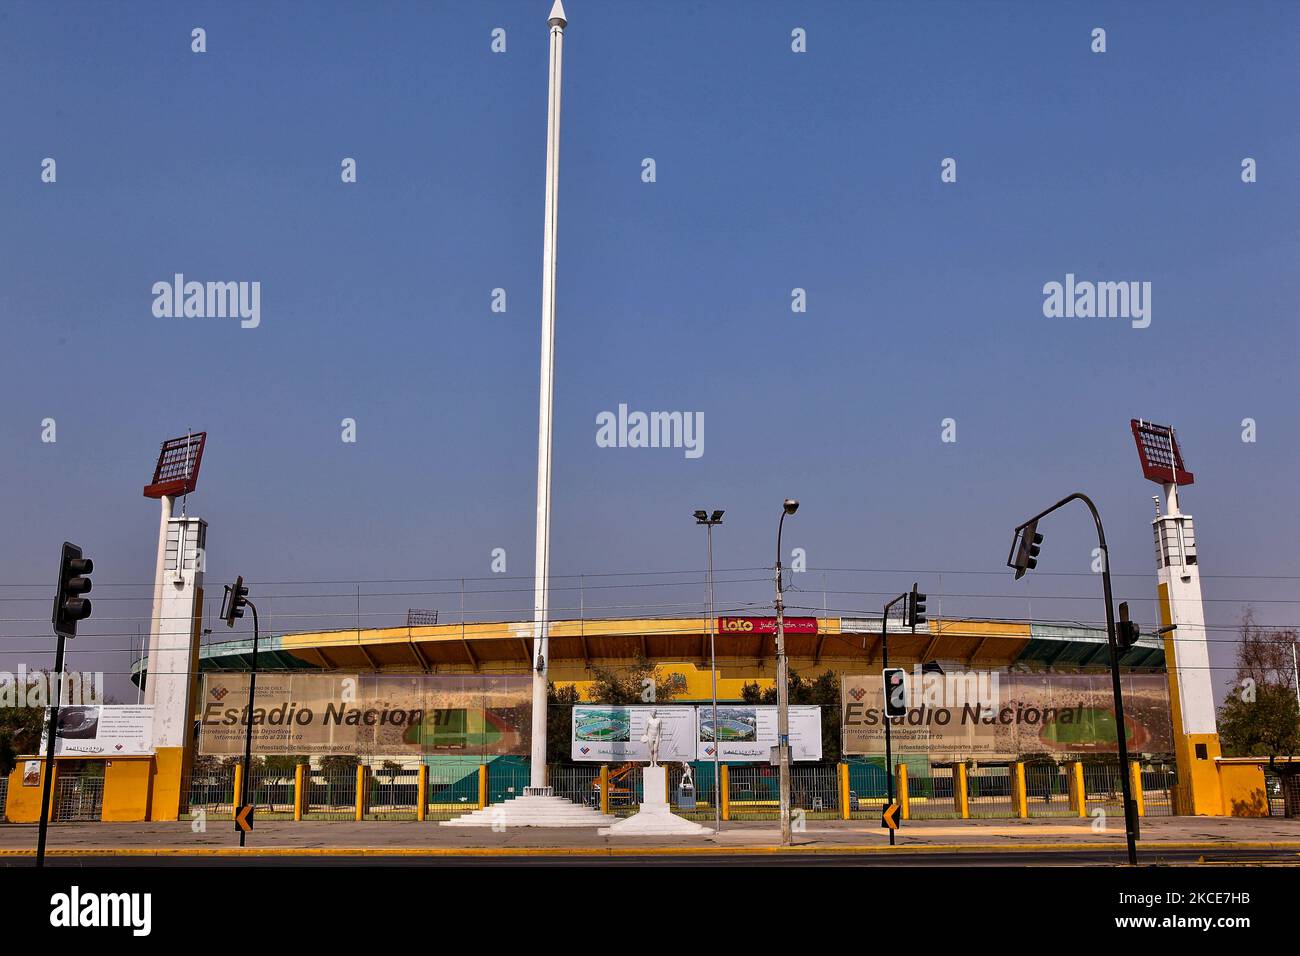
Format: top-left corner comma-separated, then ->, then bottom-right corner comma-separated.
0,698 -> 47,777
546,683 -> 580,764
585,655 -> 680,706
1217,615 -> 1300,778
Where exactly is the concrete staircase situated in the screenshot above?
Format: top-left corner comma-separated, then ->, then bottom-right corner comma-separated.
440,788 -> 614,828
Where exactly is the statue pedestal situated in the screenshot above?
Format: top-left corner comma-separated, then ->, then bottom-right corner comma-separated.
598,765 -> 713,837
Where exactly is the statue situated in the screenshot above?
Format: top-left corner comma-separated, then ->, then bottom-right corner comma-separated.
679,762 -> 695,790
641,709 -> 663,766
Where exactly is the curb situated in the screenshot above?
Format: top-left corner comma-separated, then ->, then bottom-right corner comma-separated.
2,841 -> 1299,858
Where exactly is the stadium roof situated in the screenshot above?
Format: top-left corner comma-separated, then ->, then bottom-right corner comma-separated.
131,615 -> 1164,685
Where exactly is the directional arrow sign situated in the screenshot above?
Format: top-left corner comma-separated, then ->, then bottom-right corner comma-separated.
881,802 -> 900,830
235,804 -> 254,833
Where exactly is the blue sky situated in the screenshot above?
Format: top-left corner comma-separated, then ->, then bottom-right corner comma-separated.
1,1 -> 1297,699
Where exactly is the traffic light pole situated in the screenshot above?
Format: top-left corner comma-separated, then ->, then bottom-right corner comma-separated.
878,591 -> 907,847
238,600 -> 260,848
35,632 -> 67,869
1014,492 -> 1138,865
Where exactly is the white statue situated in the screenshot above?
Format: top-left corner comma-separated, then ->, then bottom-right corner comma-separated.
679,762 -> 694,790
641,710 -> 663,767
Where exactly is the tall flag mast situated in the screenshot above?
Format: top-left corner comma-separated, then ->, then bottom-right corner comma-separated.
1131,419 -> 1223,814
445,1 -> 609,826
528,0 -> 567,795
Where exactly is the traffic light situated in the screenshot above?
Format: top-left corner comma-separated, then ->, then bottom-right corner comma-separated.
221,575 -> 249,628
883,667 -> 907,718
1116,601 -> 1141,651
1009,520 -> 1043,580
906,583 -> 927,628
52,542 -> 94,639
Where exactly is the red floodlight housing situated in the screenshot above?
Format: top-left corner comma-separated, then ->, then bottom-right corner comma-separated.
143,432 -> 207,498
1130,419 -> 1194,486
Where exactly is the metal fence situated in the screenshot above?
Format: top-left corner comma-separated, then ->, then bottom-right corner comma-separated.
186,764 -> 235,819
307,769 -> 358,820
53,773 -> 103,822
1024,764 -> 1072,818
906,767 -> 956,820
1083,764 -> 1126,813
846,762 -> 889,819
1140,766 -> 1176,817
175,758 -> 1189,824
366,767 -> 418,820
550,764 -> 602,809
968,766 -> 1015,818
245,764 -> 296,818
0,775 -> 8,820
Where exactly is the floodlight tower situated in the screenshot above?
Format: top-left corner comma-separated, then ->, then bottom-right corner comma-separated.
1131,419 -> 1223,815
142,431 -> 207,821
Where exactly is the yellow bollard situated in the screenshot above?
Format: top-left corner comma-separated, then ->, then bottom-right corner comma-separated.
232,763 -> 244,821
417,765 -> 428,822
954,763 -> 969,819
1070,761 -> 1086,817
478,764 -> 488,810
1130,761 -> 1145,817
897,763 -> 910,821
355,764 -> 367,821
720,764 -> 730,821
1012,762 -> 1028,819
838,763 -> 850,820
293,763 -> 305,821
600,765 -> 610,815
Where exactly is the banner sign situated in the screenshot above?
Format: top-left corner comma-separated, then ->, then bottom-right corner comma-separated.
41,705 -> 154,757
570,706 -> 696,762
841,671 -> 1173,759
697,705 -> 823,762
198,673 -> 531,756
718,616 -> 818,635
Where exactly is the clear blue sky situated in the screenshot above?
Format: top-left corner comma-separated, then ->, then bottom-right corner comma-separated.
1,1 -> 1297,700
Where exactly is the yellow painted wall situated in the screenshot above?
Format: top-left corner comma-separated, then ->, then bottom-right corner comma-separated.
1217,761 -> 1270,817
4,760 -> 54,823
149,747 -> 188,821
103,759 -> 154,821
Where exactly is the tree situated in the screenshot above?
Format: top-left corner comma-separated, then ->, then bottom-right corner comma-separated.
1218,613 -> 1300,816
0,703 -> 43,777
586,655 -> 679,706
546,683 -> 579,765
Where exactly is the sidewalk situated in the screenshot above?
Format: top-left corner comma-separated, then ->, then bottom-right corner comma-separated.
2,816 -> 1298,856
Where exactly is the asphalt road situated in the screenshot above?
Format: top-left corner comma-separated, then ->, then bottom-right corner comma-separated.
6,847 -> 1297,866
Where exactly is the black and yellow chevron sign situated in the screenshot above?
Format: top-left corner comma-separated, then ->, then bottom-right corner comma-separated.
235,804 -> 254,833
881,802 -> 900,830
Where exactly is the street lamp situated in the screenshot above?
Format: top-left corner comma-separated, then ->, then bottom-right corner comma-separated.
1007,492 -> 1139,865
774,498 -> 798,845
694,508 -> 724,832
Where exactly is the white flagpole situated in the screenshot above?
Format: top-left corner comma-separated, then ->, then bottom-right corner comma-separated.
529,0 -> 567,793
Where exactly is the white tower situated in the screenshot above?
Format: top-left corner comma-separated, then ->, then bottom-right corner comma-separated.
1132,420 -> 1223,815
141,432 -> 208,820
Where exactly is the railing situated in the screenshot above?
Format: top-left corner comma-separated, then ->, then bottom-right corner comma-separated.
1024,764 -> 1072,818
1140,766 -> 1176,817
906,767 -> 958,820
53,774 -> 103,822
968,766 -> 1014,818
173,758 -> 1182,823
